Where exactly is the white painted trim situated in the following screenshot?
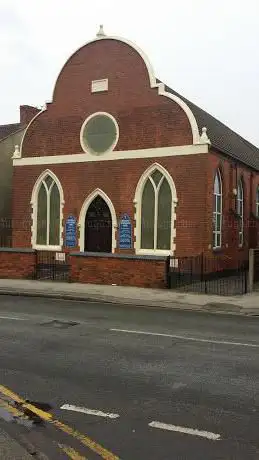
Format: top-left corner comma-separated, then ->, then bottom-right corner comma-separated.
50,35 -> 199,145
157,85 -> 200,144
237,179 -> 244,247
256,186 -> 259,217
33,245 -> 62,251
79,111 -> 119,155
213,169 -> 223,249
20,107 -> 46,157
78,188 -> 117,252
30,169 -> 65,250
134,163 -> 177,256
135,249 -> 173,256
13,144 -> 208,167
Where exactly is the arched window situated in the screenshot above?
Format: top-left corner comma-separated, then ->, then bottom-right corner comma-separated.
34,173 -> 62,247
237,179 -> 244,246
140,169 -> 172,251
213,170 -> 222,248
256,186 -> 259,217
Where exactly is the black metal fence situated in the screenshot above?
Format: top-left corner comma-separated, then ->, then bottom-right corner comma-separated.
0,218 -> 12,247
34,251 -> 70,282
0,234 -> 12,247
166,253 -> 248,296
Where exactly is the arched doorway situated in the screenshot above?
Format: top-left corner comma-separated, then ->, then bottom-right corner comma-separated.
84,196 -> 112,252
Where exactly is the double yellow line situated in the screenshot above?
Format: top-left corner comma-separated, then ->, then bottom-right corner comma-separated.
58,443 -> 87,459
0,384 -> 119,460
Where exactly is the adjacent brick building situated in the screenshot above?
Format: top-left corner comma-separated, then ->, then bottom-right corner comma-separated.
10,26 -> 259,286
0,105 -> 40,245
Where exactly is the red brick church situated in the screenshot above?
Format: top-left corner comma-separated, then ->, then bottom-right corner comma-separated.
10,26 -> 259,287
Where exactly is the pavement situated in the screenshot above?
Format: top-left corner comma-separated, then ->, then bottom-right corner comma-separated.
0,427 -> 32,459
0,278 -> 259,316
1,295 -> 259,458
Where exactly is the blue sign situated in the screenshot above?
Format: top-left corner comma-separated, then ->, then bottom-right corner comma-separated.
65,215 -> 77,248
119,214 -> 132,249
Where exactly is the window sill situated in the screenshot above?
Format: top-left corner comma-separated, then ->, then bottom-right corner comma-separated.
212,247 -> 223,253
32,245 -> 62,251
135,249 -> 172,256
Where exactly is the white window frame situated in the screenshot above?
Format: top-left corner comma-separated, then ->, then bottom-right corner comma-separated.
237,179 -> 244,247
80,111 -> 119,156
78,188 -> 117,253
31,169 -> 64,251
213,170 -> 222,249
134,163 -> 177,256
256,186 -> 259,217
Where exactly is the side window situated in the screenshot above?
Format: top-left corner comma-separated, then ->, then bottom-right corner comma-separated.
36,175 -> 61,246
256,186 -> 259,217
237,180 -> 244,246
141,170 -> 172,251
213,170 -> 222,248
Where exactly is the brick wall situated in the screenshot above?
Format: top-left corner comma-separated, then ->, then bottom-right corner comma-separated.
12,150 -> 259,258
12,153 -> 208,254
70,254 -> 167,288
21,39 -> 192,157
0,249 -> 35,279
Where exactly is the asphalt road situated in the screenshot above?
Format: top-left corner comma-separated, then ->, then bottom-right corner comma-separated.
0,295 -> 259,459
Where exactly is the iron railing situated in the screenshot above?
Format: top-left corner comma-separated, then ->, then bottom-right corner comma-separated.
166,253 -> 248,296
34,251 -> 70,282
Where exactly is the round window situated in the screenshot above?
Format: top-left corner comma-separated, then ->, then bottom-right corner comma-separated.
81,113 -> 118,155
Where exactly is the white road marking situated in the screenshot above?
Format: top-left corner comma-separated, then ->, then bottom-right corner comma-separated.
60,404 -> 120,419
148,421 -> 221,440
0,316 -> 26,321
110,328 -> 259,348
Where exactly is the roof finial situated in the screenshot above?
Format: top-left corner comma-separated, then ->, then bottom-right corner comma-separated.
200,126 -> 211,145
96,25 -> 106,38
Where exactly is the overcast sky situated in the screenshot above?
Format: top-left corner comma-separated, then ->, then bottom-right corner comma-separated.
1,0 -> 259,146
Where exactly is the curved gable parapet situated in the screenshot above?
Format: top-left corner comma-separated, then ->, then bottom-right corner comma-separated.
20,33 -> 199,159
157,84 -> 200,144
20,107 -> 46,157
52,36 -> 156,101
52,35 -> 199,144
52,37 -> 154,107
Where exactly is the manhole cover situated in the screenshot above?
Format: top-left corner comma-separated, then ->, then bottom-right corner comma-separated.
40,320 -> 79,329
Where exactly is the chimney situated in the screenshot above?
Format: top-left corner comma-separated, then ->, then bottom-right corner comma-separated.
20,105 -> 41,126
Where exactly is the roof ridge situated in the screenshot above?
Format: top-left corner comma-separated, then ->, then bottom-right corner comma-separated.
156,78 -> 259,170
0,122 -> 23,141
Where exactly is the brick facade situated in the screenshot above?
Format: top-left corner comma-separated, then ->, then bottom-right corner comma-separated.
12,153 -> 209,255
9,33 -> 259,287
21,40 -> 192,158
206,151 -> 259,260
